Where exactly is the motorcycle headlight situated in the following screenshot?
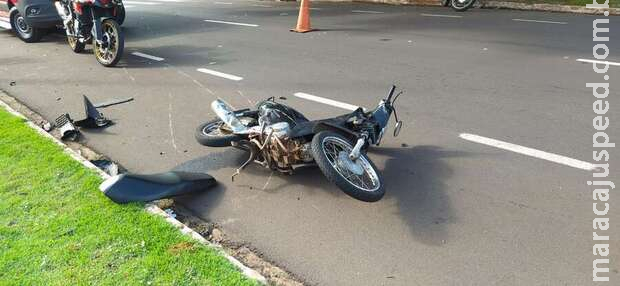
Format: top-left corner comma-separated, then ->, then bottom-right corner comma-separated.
27,6 -> 41,16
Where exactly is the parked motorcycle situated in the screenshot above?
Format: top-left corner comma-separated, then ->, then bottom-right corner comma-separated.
195,86 -> 404,202
441,0 -> 476,12
54,0 -> 124,67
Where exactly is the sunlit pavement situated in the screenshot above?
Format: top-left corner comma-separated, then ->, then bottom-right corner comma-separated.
1,1 -> 619,285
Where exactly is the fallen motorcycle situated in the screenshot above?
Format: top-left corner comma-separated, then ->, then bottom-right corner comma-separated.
195,86 -> 404,202
54,0 -> 124,67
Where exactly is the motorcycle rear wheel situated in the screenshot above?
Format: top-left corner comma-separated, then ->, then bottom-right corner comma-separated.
451,0 -> 476,11
94,19 -> 124,67
195,117 -> 256,147
311,131 -> 385,202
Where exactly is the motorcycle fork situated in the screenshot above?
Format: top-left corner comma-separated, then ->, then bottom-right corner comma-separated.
91,11 -> 104,45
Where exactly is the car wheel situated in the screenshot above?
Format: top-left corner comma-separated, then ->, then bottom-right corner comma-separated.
9,7 -> 44,43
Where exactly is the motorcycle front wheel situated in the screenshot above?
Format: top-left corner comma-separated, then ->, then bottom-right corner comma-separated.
451,0 -> 476,11
311,131 -> 385,202
94,19 -> 124,67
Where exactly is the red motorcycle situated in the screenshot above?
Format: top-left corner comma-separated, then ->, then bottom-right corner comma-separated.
55,0 -> 125,66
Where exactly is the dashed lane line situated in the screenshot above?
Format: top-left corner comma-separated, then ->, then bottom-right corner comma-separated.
512,18 -> 567,25
460,133 -> 597,171
204,19 -> 259,27
293,92 -> 362,111
131,52 -> 165,61
197,68 -> 244,81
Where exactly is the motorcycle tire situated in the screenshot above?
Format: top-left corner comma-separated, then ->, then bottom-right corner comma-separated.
195,118 -> 244,147
311,131 -> 385,202
451,0 -> 476,11
94,19 -> 124,67
115,5 -> 126,26
9,7 -> 44,43
68,35 -> 85,53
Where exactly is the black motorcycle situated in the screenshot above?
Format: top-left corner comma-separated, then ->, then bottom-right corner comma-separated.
54,0 -> 124,67
441,0 -> 476,11
195,86 -> 404,202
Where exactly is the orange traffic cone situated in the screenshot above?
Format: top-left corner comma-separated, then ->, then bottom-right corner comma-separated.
291,0 -> 315,33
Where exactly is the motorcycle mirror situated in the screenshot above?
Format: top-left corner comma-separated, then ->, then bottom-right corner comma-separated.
393,121 -> 403,137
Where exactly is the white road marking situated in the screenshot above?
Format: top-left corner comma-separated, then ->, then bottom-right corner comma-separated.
197,68 -> 243,81
576,58 -> 620,67
131,52 -> 164,61
123,1 -> 161,4
123,5 -> 135,8
459,133 -> 597,171
309,7 -> 322,10
512,18 -> 567,25
421,13 -> 463,18
215,1 -> 233,4
352,10 -> 384,14
0,19 -> 10,30
204,19 -> 259,27
293,92 -> 361,111
252,4 -> 272,7
148,0 -> 184,2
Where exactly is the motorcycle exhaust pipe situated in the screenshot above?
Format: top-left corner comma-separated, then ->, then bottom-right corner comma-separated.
211,99 -> 249,134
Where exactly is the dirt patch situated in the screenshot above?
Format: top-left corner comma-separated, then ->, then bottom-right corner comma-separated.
168,241 -> 196,255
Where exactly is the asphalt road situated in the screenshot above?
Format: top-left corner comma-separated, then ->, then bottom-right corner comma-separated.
1,1 -> 619,285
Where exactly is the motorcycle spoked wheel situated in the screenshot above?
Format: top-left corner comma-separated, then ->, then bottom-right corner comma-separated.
195,117 -> 256,147
67,21 -> 85,53
311,131 -> 385,202
94,19 -> 124,67
451,0 -> 476,11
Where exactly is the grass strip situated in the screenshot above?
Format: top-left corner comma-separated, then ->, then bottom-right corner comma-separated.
0,108 -> 257,286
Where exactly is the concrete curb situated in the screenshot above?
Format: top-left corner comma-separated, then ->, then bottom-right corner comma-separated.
0,94 -> 268,285
481,1 -> 619,15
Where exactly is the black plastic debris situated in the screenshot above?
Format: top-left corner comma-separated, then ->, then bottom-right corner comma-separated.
100,172 -> 217,204
94,97 -> 134,108
54,113 -> 79,141
74,95 -> 110,128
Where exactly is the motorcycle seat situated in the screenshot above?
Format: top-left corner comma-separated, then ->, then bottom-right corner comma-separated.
100,171 -> 217,204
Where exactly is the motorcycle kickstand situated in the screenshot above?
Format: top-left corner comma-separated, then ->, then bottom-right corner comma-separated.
231,142 -> 258,182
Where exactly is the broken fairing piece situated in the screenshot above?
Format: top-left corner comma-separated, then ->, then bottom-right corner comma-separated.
54,113 -> 79,141
94,97 -> 134,108
74,95 -> 110,128
99,171 -> 217,204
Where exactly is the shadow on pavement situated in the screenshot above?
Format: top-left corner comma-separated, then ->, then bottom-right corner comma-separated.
374,145 -> 474,246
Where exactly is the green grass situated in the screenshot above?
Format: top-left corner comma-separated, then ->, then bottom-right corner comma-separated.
503,0 -> 619,8
0,108 -> 258,286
